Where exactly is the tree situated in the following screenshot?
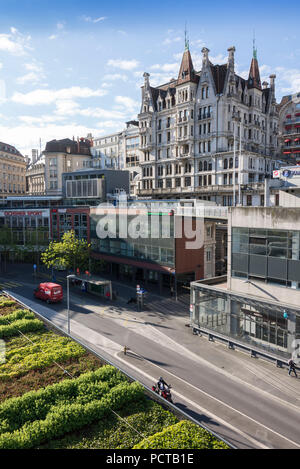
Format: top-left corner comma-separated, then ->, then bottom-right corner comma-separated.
41,230 -> 90,273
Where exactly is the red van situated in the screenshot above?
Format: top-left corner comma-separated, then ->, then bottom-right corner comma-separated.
34,282 -> 63,304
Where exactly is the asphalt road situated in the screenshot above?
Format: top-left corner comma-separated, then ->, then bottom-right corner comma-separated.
1,269 -> 300,449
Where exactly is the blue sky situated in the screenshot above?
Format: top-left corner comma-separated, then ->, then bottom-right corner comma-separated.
0,0 -> 299,157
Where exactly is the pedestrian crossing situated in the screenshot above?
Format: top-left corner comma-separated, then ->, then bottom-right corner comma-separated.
0,281 -> 23,290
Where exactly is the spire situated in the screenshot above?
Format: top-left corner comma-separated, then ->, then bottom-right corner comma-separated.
184,23 -> 189,51
248,36 -> 261,90
177,44 -> 198,85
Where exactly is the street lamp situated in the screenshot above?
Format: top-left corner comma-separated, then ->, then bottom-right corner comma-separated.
66,274 -> 75,334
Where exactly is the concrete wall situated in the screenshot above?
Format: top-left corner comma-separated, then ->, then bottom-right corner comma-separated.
228,206 -> 300,308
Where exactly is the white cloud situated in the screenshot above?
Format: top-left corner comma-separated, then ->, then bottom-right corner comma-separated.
114,95 -> 139,112
163,36 -> 182,46
48,34 -> 58,40
11,86 -> 107,106
82,15 -> 107,23
150,62 -> 179,74
103,73 -> 129,82
16,62 -> 46,85
0,28 -> 32,56
107,59 -> 139,71
0,123 -> 100,157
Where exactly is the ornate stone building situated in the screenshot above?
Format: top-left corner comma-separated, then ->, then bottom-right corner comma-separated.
0,142 -> 26,200
137,43 -> 280,206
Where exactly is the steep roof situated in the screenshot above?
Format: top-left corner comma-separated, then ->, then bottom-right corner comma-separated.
248,51 -> 261,90
177,48 -> 199,85
210,63 -> 228,94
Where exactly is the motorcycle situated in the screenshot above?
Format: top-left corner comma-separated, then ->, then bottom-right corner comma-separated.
152,383 -> 173,403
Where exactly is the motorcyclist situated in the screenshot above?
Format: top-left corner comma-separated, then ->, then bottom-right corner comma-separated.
157,376 -> 168,392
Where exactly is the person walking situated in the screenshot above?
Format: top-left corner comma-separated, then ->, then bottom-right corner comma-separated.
288,358 -> 298,378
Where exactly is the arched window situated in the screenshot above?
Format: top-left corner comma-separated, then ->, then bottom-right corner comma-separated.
204,161 -> 208,171
199,161 -> 203,172
229,158 -> 233,168
224,158 -> 228,169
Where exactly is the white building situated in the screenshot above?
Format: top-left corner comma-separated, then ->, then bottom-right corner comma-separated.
92,121 -> 142,195
137,42 -> 280,205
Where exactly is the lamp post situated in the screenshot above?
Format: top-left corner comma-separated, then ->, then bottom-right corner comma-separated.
66,274 -> 75,334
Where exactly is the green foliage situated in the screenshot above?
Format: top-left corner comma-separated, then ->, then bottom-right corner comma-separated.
0,309 -> 35,326
133,420 -> 230,450
0,300 -> 17,309
0,366 -> 127,435
41,230 -> 90,271
42,399 -> 178,449
0,331 -> 86,381
0,370 -> 143,449
0,318 -> 44,339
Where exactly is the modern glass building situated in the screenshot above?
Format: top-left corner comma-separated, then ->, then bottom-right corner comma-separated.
190,207 -> 300,359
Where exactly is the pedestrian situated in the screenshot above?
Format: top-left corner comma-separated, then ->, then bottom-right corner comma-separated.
170,285 -> 174,297
288,358 -> 298,378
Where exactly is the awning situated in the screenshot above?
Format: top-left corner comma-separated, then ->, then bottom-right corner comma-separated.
295,113 -> 300,117
295,125 -> 300,128
295,138 -> 300,142
283,151 -> 291,154
285,139 -> 291,142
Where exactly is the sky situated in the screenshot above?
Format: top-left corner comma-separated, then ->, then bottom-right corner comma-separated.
0,0 -> 299,158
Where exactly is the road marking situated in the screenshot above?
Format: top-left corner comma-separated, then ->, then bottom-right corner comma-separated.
126,353 -> 300,449
114,352 -> 268,449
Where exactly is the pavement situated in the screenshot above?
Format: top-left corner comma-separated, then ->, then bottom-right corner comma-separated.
1,263 -> 300,449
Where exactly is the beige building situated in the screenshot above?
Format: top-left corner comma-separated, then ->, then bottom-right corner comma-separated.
43,138 -> 92,196
0,142 -> 26,200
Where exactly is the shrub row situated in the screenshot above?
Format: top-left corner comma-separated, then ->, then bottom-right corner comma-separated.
0,365 -> 127,434
0,381 -> 143,449
0,332 -> 86,381
0,309 -> 34,326
0,300 -> 16,309
0,318 -> 44,339
133,420 -> 230,449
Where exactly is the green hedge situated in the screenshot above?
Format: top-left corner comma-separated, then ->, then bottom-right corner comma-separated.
0,332 -> 86,381
0,309 -> 35,326
0,319 -> 44,339
133,420 -> 230,449
0,365 -> 127,435
0,381 -> 143,449
0,300 -> 16,309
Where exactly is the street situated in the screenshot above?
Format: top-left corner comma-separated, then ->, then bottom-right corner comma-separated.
1,265 -> 300,449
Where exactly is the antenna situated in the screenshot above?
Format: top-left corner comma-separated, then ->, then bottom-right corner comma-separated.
253,29 -> 257,59
184,22 -> 189,50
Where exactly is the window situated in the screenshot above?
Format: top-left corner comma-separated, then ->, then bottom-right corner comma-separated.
247,195 -> 252,206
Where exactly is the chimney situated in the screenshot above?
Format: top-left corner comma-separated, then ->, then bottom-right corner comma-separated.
227,46 -> 236,69
201,47 -> 210,66
143,72 -> 150,89
269,74 -> 276,92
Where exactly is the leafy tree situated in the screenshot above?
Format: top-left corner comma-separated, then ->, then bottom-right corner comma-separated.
41,230 -> 90,273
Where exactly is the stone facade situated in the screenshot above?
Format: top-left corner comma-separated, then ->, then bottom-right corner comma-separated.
0,142 -> 26,199
137,45 -> 280,206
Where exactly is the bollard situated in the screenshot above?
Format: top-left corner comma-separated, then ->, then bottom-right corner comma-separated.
124,345 -> 127,355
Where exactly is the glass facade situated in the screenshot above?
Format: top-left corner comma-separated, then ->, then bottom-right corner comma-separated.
191,285 -> 296,357
232,227 -> 300,288
90,212 -> 175,267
